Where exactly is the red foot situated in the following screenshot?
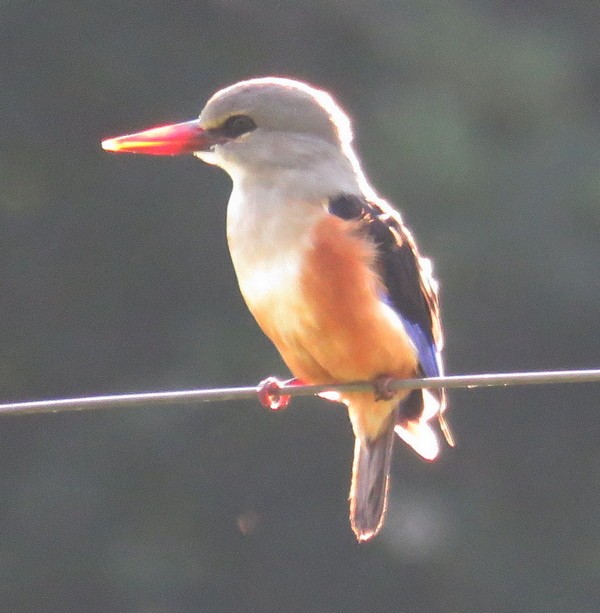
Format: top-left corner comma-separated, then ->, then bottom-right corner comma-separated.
257,377 -> 301,410
373,375 -> 396,401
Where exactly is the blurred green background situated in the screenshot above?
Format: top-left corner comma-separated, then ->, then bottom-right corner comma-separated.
1,1 -> 599,611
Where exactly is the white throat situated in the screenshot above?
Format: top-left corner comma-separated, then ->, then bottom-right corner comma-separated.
225,179 -> 326,311
215,131 -> 368,314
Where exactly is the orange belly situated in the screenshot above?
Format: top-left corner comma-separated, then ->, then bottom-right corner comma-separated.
247,214 -> 420,440
251,214 -> 418,386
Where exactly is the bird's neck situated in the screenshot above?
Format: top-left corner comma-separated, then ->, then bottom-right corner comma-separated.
224,147 -> 360,255
223,145 -> 373,319
224,168 -> 339,319
226,177 -> 324,274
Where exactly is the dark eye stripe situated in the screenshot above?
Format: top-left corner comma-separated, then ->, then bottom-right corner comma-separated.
221,114 -> 257,139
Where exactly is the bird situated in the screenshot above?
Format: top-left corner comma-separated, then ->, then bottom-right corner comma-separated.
102,77 -> 454,541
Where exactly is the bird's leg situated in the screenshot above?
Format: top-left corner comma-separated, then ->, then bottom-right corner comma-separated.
373,375 -> 397,401
257,377 -> 305,410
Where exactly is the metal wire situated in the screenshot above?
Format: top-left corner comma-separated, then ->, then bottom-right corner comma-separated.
0,369 -> 598,417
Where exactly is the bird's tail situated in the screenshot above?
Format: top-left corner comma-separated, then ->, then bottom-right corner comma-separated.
349,414 -> 396,542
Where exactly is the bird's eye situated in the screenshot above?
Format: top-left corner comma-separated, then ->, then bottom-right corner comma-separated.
221,114 -> 257,139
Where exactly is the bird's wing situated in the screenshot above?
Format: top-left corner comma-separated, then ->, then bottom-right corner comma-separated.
328,193 -> 442,371
328,193 -> 451,442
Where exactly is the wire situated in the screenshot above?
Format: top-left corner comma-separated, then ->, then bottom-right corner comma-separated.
0,369 -> 598,417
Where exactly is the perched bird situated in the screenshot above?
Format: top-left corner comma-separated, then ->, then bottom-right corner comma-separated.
102,77 -> 453,541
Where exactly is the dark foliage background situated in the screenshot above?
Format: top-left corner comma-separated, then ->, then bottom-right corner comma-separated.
1,1 -> 599,611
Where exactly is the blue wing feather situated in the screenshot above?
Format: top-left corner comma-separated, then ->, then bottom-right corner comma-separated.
329,193 -> 445,417
399,316 -> 441,379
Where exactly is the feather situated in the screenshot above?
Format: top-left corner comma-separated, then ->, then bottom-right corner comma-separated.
328,193 -> 453,448
350,413 -> 396,541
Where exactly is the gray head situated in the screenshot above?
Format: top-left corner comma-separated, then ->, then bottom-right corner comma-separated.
200,77 -> 351,144
195,77 -> 362,183
103,77 -> 371,197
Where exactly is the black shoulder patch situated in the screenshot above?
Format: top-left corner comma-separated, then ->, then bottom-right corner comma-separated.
328,194 -> 365,220
327,192 -> 445,413
328,193 -> 437,344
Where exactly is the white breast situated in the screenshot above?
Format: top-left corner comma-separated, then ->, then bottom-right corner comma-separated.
226,182 -> 326,321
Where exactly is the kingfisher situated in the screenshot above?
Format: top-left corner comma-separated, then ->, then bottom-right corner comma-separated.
102,77 -> 454,541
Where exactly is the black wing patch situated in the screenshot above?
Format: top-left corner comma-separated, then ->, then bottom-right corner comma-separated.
328,193 -> 445,419
327,193 -> 439,346
328,193 -> 453,442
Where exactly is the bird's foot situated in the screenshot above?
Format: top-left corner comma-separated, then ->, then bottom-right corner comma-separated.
257,377 -> 303,410
373,375 -> 396,401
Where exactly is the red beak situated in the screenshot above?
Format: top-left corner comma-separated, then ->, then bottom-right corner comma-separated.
102,119 -> 217,156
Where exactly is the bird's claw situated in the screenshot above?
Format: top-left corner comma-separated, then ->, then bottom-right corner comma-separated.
373,375 -> 396,401
257,377 -> 292,410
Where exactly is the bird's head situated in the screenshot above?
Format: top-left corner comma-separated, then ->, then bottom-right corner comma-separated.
102,77 -> 363,187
